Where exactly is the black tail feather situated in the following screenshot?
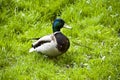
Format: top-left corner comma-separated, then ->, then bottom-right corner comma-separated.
31,38 -> 40,40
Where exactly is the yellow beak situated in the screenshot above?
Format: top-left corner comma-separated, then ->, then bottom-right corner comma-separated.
63,24 -> 72,29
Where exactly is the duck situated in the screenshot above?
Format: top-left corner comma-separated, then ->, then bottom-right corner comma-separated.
29,18 -> 72,57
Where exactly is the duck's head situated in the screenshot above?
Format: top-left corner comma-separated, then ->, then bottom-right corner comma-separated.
52,19 -> 71,32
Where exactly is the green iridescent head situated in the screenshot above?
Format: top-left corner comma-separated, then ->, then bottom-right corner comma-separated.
52,19 -> 71,32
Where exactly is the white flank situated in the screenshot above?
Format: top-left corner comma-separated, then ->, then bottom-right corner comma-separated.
35,41 -> 61,56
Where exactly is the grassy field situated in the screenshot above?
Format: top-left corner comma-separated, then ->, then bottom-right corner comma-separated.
0,0 -> 120,80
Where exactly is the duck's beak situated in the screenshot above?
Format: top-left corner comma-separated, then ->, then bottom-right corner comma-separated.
63,24 -> 72,29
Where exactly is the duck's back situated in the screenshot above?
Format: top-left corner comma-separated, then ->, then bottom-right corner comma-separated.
54,32 -> 70,53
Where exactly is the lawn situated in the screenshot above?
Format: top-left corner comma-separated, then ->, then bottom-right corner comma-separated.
0,0 -> 120,80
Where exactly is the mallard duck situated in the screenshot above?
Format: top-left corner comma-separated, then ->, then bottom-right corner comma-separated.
29,18 -> 71,57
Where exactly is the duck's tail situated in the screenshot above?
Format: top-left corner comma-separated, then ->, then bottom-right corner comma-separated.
29,48 -> 35,53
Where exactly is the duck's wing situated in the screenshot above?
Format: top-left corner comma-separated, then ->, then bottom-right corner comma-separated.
32,34 -> 54,48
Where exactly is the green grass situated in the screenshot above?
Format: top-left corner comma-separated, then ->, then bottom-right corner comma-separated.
0,0 -> 120,80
